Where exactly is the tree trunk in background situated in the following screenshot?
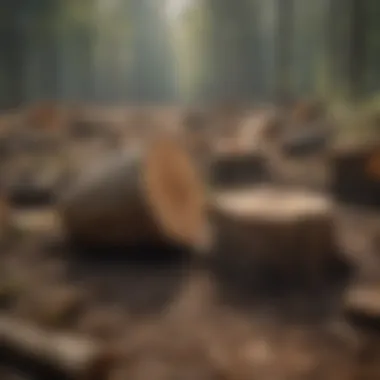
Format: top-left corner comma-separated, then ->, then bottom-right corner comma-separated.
274,0 -> 294,105
365,0 -> 380,93
347,0 -> 367,101
199,0 -> 261,103
128,0 -> 176,103
42,33 -> 59,100
327,0 -> 342,99
0,26 -> 25,109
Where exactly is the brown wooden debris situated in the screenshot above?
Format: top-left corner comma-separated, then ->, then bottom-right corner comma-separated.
0,315 -> 115,380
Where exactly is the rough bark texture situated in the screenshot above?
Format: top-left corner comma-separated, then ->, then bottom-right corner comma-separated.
59,138 -> 210,252
211,187 -> 344,287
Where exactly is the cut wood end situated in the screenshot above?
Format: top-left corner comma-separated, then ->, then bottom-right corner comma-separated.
212,187 -> 332,221
142,137 -> 210,250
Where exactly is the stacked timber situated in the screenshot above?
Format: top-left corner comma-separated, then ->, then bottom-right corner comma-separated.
59,136 -> 211,252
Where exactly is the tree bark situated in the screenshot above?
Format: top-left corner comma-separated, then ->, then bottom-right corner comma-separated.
59,137 -> 210,252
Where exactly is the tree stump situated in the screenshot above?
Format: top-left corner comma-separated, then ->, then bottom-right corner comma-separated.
211,187 -> 342,288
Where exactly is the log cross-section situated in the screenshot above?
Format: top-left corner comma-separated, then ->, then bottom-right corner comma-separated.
59,137 -> 211,253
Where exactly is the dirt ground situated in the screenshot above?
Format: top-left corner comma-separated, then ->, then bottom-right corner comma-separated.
1,105 -> 380,380
0,203 -> 380,380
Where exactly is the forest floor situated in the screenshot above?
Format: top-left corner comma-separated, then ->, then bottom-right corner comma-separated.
2,196 -> 380,380
1,105 -> 380,380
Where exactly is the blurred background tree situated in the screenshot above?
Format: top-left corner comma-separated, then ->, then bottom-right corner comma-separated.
0,0 -> 378,109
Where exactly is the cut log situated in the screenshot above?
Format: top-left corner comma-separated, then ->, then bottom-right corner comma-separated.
59,137 -> 211,252
0,315 -> 115,380
211,187 -> 343,287
330,143 -> 380,208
